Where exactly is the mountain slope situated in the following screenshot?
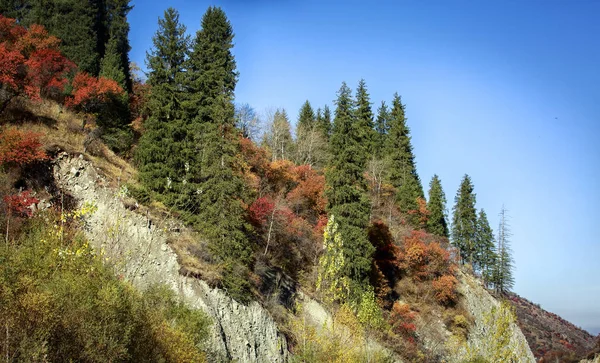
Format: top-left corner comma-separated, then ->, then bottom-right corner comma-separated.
507,292 -> 596,362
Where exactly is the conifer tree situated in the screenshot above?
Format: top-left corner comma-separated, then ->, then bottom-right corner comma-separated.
326,81 -> 374,284
297,100 -> 315,131
494,206 -> 514,293
99,34 -> 127,89
451,174 -> 478,264
427,175 -> 449,237
385,93 -> 424,218
135,8 -> 189,198
187,7 -> 250,268
103,0 -> 133,91
354,79 -> 376,159
374,101 -> 390,157
475,209 -> 497,284
320,104 -> 332,140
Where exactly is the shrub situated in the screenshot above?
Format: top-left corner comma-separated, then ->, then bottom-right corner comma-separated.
0,127 -> 47,166
432,275 -> 458,305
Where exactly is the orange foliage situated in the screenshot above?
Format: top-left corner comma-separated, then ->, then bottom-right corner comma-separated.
389,302 -> 417,340
65,72 -> 123,111
24,48 -> 75,100
398,230 -> 455,281
0,127 -> 47,166
286,164 -> 327,215
431,275 -> 458,305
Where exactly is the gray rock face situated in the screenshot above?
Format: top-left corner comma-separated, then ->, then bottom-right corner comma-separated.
455,270 -> 536,362
52,153 -> 288,362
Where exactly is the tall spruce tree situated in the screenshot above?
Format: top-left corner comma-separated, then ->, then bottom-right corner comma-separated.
427,175 -> 449,237
451,174 -> 478,264
320,104 -> 332,140
135,8 -> 189,199
475,209 -> 497,284
297,100 -> 315,131
385,93 -> 424,218
374,101 -> 390,157
494,206 -> 514,293
103,0 -> 133,91
354,79 -> 376,159
187,7 -> 250,269
326,81 -> 374,285
99,34 -> 127,88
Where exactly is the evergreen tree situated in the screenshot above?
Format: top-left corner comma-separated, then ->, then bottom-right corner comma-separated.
320,104 -> 332,140
493,206 -> 514,293
46,0 -> 100,74
374,101 -> 390,157
187,7 -> 250,269
385,93 -> 424,218
102,0 -> 133,92
135,8 -> 189,198
297,100 -> 315,131
326,81 -> 374,284
426,175 -> 449,237
475,209 -> 497,284
354,79 -> 376,161
99,34 -> 127,88
451,174 -> 478,264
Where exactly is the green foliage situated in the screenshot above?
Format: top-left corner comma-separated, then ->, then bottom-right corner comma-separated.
374,100 -> 390,157
356,286 -> 385,331
491,206 -> 514,293
451,301 -> 529,362
317,215 -> 350,304
297,100 -> 315,131
451,174 -> 478,264
474,209 -> 497,284
354,79 -> 376,159
384,93 -> 424,218
326,81 -> 374,283
100,34 -> 127,89
315,104 -> 332,140
135,7 -> 190,199
0,212 -> 209,362
427,174 -> 449,237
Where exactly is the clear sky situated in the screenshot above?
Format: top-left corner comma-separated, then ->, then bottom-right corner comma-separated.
128,0 -> 600,335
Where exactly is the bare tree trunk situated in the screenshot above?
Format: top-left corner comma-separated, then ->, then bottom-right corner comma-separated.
264,204 -> 277,256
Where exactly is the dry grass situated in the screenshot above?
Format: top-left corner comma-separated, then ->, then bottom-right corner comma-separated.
168,231 -> 223,287
3,97 -> 137,187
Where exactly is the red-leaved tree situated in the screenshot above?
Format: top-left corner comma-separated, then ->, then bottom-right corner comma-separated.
0,127 -> 47,166
65,72 -> 123,113
3,190 -> 38,217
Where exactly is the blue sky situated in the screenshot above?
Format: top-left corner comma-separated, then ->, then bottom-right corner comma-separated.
129,0 -> 600,334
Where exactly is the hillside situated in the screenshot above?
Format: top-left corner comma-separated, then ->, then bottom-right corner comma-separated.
507,293 -> 598,362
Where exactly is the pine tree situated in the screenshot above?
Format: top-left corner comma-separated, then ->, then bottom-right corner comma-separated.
385,93 -> 424,218
354,79 -> 376,160
46,0 -> 101,74
475,209 -> 497,285
427,175 -> 449,237
99,34 -> 127,88
320,104 -> 332,140
297,100 -> 315,131
451,174 -> 478,264
326,81 -> 374,284
102,0 -> 133,92
494,206 -> 514,293
135,8 -> 189,198
374,101 -> 390,157
187,7 -> 250,269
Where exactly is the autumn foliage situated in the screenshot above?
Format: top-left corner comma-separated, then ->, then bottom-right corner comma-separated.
3,190 -> 38,217
0,15 -> 123,109
432,274 -> 458,305
0,127 -> 47,166
389,302 -> 417,341
66,71 -> 124,112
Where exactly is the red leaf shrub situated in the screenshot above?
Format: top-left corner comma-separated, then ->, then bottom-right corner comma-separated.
248,196 -> 275,226
0,127 -> 47,166
3,190 -> 38,217
65,72 -> 123,112
389,302 -> 417,338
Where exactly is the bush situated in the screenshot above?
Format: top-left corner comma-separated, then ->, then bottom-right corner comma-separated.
0,211 -> 210,362
432,275 -> 458,305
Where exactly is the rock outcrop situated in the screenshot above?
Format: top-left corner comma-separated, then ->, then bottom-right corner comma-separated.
52,153 -> 288,362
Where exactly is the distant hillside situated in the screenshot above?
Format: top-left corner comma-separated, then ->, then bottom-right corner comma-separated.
507,292 -> 597,362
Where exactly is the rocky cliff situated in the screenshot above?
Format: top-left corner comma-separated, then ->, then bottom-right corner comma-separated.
52,153 -> 288,362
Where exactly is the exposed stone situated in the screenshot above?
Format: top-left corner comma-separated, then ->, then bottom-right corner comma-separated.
52,153 -> 288,362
